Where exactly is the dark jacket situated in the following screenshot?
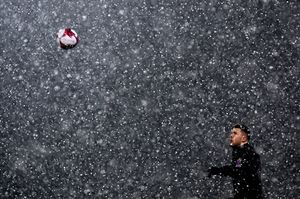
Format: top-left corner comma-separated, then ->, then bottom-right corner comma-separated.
209,143 -> 263,199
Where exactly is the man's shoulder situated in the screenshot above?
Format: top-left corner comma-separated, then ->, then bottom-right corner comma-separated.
244,144 -> 260,157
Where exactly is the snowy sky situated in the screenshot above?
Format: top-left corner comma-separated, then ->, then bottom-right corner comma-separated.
0,0 -> 299,198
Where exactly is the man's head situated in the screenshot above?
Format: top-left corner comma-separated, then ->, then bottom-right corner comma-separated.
230,124 -> 250,146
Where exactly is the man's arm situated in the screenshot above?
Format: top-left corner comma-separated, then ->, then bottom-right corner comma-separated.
208,165 -> 234,177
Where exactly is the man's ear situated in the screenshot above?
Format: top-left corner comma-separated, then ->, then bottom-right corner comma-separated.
241,133 -> 248,142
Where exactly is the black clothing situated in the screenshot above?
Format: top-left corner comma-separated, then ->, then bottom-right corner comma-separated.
209,143 -> 263,199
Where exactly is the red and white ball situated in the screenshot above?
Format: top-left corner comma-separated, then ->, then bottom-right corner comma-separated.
57,28 -> 79,49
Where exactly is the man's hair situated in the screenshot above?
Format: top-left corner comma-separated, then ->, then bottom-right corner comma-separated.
234,123 -> 251,140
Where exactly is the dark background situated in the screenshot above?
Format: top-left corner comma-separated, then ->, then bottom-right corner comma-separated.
0,0 -> 299,198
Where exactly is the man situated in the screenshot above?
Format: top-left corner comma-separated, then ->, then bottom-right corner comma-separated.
208,124 -> 263,199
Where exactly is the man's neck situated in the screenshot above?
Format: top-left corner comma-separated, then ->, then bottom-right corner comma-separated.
230,142 -> 249,149
240,142 -> 249,147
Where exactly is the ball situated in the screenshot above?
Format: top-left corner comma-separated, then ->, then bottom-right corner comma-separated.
56,28 -> 79,49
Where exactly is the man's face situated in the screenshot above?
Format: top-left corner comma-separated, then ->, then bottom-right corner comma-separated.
230,128 -> 247,146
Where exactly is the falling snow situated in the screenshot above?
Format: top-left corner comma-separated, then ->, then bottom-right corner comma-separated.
0,0 -> 299,198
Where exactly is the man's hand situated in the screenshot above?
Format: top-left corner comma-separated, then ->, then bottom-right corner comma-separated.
207,167 -> 220,177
